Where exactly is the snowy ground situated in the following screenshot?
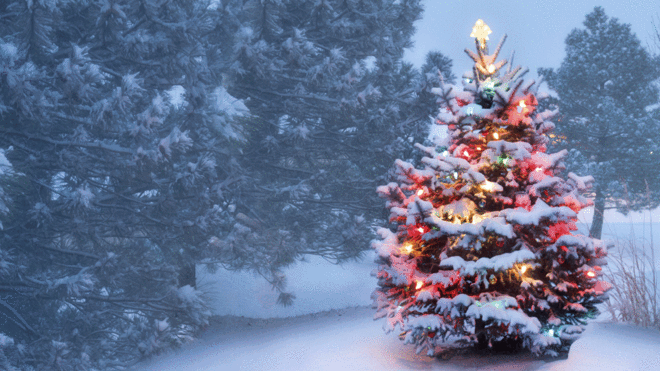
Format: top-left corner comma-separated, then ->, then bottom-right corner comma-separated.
131,305 -> 660,371
197,251 -> 377,319
130,212 -> 660,370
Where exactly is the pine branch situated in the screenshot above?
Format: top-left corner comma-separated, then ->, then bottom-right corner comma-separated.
237,84 -> 341,104
491,34 -> 507,63
36,243 -> 101,260
122,16 -> 147,36
0,298 -> 37,335
92,201 -> 170,226
0,128 -> 133,155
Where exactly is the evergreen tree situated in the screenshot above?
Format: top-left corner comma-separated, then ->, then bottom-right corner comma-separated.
212,0 -> 430,294
538,6 -> 660,238
0,0 -> 246,368
373,20 -> 611,358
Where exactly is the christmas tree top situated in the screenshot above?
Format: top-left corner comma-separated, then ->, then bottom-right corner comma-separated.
372,19 -> 611,358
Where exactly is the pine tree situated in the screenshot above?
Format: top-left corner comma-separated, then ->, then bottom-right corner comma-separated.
372,20 -> 611,358
0,0 -> 436,367
538,6 -> 660,238
213,0 -> 428,296
0,0 -> 245,368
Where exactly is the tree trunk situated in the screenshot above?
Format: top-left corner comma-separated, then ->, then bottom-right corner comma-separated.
590,186 -> 605,239
475,318 -> 488,350
178,263 -> 196,288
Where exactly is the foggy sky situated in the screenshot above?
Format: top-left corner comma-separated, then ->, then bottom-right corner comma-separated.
405,1 -> 660,82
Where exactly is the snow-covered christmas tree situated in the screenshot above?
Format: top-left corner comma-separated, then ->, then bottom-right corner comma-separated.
372,20 -> 612,358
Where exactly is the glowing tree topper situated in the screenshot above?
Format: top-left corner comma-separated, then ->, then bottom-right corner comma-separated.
372,19 -> 611,358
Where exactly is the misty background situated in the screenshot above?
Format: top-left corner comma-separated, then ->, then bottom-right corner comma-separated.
0,0 -> 659,369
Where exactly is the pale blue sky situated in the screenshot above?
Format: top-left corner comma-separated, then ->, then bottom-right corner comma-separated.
405,1 -> 660,82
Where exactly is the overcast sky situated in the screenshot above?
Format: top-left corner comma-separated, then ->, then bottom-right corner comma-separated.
405,0 -> 660,83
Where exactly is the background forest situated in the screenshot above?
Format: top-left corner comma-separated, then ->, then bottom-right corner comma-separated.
0,1 -> 658,370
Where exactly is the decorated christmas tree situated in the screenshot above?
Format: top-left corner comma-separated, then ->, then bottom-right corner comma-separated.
372,20 -> 612,358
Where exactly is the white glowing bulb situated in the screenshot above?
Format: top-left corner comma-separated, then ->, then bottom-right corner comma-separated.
519,100 -> 527,108
481,181 -> 495,192
520,265 -> 528,274
417,227 -> 424,233
417,189 -> 424,196
487,64 -> 495,73
477,146 -> 481,150
403,243 -> 413,253
535,167 -> 543,172
548,329 -> 555,337
453,172 -> 458,179
493,132 -> 499,139
442,150 -> 449,156
416,281 -> 423,290
587,271 -> 596,278
463,150 -> 469,156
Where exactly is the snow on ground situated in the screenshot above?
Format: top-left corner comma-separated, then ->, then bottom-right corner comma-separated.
197,252 -> 377,318
545,321 -> 660,371
131,216 -> 660,370
131,305 -> 660,371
